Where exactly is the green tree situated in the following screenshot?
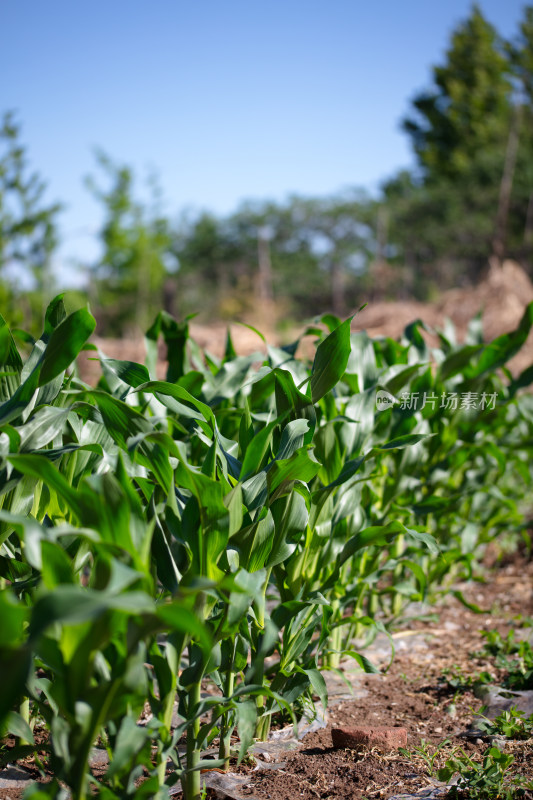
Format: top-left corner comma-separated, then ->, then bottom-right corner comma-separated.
173,211 -> 249,318
507,5 -> 533,267
174,193 -> 376,321
87,151 -> 174,335
0,111 -> 62,323
383,5 -> 533,291
403,5 -> 512,181
229,193 -> 375,317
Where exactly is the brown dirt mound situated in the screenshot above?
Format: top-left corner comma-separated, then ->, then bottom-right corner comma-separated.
354,260 -> 533,375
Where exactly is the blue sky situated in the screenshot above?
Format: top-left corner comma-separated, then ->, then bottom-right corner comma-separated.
1,0 -> 528,285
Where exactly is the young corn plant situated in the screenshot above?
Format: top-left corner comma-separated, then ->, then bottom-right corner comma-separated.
2,300 -> 533,800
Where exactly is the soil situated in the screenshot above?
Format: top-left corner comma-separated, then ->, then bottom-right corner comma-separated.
237,552 -> 533,800
2,551 -> 533,799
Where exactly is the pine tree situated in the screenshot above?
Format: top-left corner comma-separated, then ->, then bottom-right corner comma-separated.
403,5 -> 512,181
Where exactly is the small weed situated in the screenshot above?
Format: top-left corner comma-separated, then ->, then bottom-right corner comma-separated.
512,615 -> 533,628
439,664 -> 493,692
476,629 -> 521,657
474,706 -> 533,740
472,630 -> 533,690
399,738 -> 451,777
438,745 -> 533,799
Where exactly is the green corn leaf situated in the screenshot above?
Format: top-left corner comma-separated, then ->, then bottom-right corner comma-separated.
0,362 -> 40,426
40,540 -> 76,588
342,650 -> 380,673
8,453 -> 82,519
373,433 -> 434,451
43,294 -> 67,336
404,528 -> 439,555
314,422 -> 343,485
402,559 -> 428,597
240,413 -> 285,479
438,344 -> 483,382
134,380 -> 216,429
509,362 -> 533,397
276,418 -> 310,460
0,315 -> 23,371
310,317 -> 353,403
403,319 -> 428,360
468,301 -> 533,378
339,521 -> 437,567
38,307 -> 96,386
267,447 -> 321,492
236,700 -> 257,763
224,327 -> 237,361
267,488 -> 308,568
382,364 -> 422,396
241,471 -> 268,511
156,603 -> 212,654
0,647 -> 32,724
0,314 -> 23,404
104,715 -> 152,780
145,310 -> 189,382
224,484 -> 244,537
274,369 -> 315,430
90,391 -> 153,450
347,331 -> 380,390
6,710 -> 34,744
176,462 -> 230,577
451,590 -> 489,613
28,586 -> 155,640
100,358 -> 151,388
232,508 -> 275,573
19,406 -> 71,452
0,591 -> 29,646
303,667 -> 328,708
320,313 -> 342,332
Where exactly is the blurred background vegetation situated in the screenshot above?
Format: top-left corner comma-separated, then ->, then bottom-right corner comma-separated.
3,5 -> 533,336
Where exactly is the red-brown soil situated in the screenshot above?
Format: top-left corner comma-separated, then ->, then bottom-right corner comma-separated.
237,554 -> 533,800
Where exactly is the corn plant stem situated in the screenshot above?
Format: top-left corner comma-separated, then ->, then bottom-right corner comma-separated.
184,677 -> 202,800
182,593 -> 207,800
366,591 -> 378,617
69,627 -> 150,800
219,666 -> 235,769
391,534 -> 405,616
18,697 -> 30,746
326,560 -> 349,668
30,482 -> 42,518
348,552 -> 371,642
65,449 -> 78,490
325,598 -> 342,669
156,697 -> 176,786
348,591 -> 368,643
252,569 -> 271,741
70,677 -> 122,800
156,642 -> 182,787
219,638 -> 237,769
254,651 -> 270,742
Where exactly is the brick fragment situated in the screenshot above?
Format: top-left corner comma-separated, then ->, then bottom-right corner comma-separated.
332,726 -> 407,751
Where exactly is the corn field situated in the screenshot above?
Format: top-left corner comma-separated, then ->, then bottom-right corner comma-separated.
1,297 -> 532,799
